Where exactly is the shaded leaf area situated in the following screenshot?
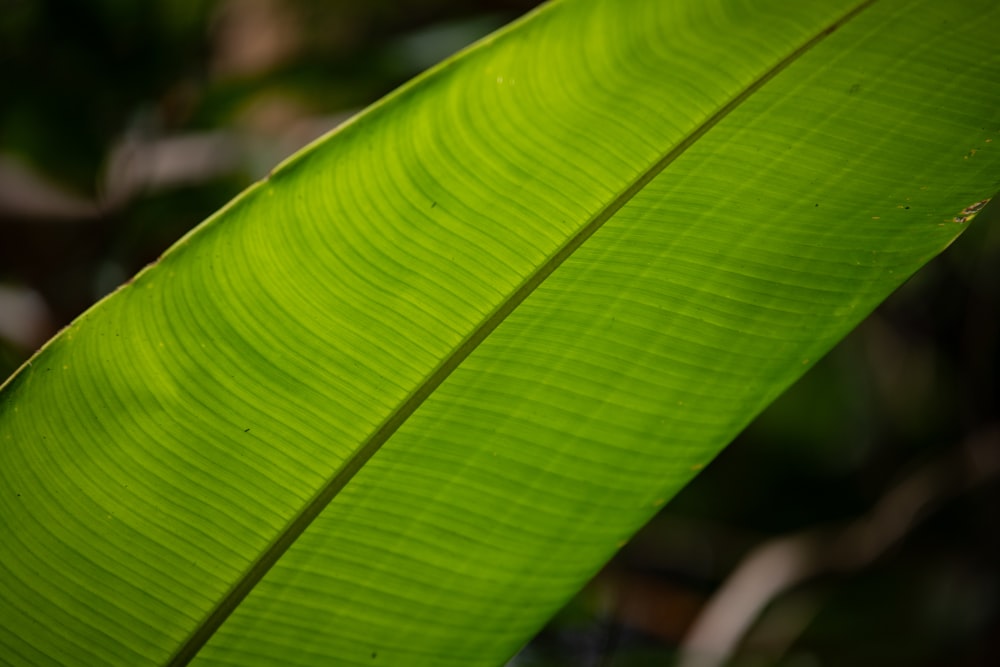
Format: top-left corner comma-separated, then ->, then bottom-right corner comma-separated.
522,205 -> 1000,666
1,1 -> 999,666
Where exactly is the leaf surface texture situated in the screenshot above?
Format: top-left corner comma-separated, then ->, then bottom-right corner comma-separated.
1,0 -> 998,665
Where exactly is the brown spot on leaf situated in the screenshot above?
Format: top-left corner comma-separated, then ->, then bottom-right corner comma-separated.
954,198 -> 990,223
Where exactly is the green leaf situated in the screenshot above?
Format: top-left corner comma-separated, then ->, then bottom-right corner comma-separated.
2,0 -> 998,665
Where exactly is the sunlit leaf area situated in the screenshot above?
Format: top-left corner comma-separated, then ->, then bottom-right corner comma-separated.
2,1 -> 998,665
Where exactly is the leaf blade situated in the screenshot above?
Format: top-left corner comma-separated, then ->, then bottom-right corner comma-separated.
1,0 -> 998,665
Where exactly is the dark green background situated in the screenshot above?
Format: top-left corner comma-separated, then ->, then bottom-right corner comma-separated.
2,1 -> 997,664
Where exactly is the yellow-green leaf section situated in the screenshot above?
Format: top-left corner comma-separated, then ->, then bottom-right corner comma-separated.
1,0 -> 998,665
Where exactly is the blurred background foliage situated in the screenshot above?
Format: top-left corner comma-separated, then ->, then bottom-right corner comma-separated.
1,1 -> 998,665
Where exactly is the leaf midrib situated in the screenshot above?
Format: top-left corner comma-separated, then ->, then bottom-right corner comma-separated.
169,1 -> 877,663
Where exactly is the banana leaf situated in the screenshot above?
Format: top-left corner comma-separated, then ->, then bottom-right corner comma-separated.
1,0 -> 998,665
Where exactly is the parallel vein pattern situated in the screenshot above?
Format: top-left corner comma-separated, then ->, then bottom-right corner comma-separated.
1,0 -> 998,665
173,1 -> 882,662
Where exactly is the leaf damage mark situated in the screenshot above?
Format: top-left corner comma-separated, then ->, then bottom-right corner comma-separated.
954,198 -> 990,224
